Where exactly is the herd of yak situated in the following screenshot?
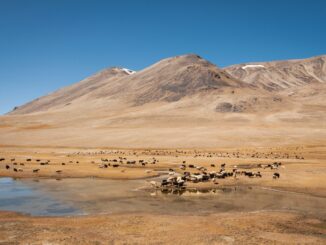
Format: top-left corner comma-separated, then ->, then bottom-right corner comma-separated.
70,149 -> 304,160
154,162 -> 281,190
0,156 -> 281,191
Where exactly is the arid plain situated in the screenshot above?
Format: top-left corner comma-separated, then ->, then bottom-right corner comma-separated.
0,54 -> 325,244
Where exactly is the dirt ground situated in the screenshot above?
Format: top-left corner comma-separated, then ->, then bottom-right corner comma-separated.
0,211 -> 325,245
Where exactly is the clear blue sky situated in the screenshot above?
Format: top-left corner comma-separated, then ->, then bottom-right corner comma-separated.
1,0 -> 325,114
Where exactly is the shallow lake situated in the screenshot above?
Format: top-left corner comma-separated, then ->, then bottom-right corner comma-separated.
0,177 -> 325,217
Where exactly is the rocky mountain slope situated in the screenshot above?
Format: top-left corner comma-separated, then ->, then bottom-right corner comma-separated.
10,54 -> 252,115
1,54 -> 325,148
224,55 -> 326,91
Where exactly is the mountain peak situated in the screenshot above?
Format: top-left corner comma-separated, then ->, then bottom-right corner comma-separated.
173,53 -> 203,60
165,53 -> 208,65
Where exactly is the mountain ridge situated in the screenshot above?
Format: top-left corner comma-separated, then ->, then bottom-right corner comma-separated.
224,55 -> 326,91
9,54 -> 251,115
1,53 -> 325,148
9,53 -> 326,116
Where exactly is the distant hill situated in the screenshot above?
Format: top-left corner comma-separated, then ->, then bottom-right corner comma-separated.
1,54 -> 325,148
224,55 -> 326,91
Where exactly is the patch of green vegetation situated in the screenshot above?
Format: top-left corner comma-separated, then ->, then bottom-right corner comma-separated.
312,221 -> 326,230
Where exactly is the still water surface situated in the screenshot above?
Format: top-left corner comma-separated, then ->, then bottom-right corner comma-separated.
0,177 -> 325,217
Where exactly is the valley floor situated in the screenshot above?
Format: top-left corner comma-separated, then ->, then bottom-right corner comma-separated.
0,144 -> 325,244
1,144 -> 325,196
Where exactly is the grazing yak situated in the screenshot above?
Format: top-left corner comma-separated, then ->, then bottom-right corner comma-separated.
98,164 -> 108,168
161,179 -> 169,186
273,173 -> 280,179
255,171 -> 262,178
127,160 -> 136,164
243,171 -> 261,178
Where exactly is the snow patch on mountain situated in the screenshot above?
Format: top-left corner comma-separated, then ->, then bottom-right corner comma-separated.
121,68 -> 136,75
242,64 -> 265,69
